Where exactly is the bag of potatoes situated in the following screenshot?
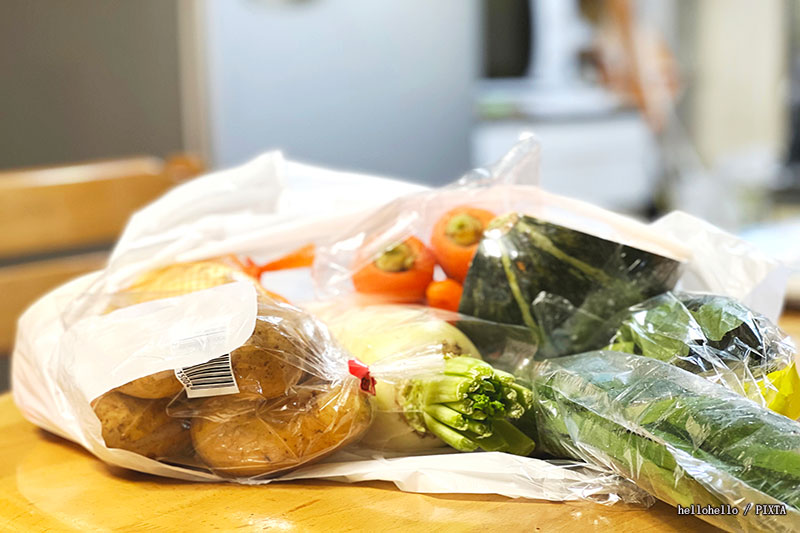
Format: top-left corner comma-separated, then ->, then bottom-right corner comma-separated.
14,259 -> 373,482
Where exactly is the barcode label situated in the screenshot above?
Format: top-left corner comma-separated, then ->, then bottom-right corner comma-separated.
174,353 -> 239,398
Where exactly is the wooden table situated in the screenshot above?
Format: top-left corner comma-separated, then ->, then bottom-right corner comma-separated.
7,313 -> 800,532
0,393 -> 714,532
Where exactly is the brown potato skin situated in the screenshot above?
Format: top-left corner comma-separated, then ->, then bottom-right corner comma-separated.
103,260 -> 360,475
92,392 -> 192,460
231,317 -> 304,399
190,382 -> 371,478
117,370 -> 184,399
112,313 -> 304,401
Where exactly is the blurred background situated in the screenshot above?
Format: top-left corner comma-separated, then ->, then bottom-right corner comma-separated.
0,0 -> 797,391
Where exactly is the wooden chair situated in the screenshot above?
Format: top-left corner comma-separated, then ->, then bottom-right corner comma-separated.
0,155 -> 203,356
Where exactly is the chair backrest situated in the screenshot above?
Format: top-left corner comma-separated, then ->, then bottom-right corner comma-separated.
0,155 -> 202,354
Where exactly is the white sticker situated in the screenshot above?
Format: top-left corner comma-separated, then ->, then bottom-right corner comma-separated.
174,353 -> 239,398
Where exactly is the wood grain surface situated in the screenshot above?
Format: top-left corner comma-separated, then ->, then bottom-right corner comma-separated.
0,155 -> 202,259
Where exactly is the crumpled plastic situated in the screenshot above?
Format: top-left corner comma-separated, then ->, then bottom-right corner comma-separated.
11,137 -> 796,510
17,257 -> 373,481
530,351 -> 800,532
313,137 -> 690,314
11,145 -> 649,504
652,211 -> 790,323
605,291 -> 800,419
281,449 -> 651,505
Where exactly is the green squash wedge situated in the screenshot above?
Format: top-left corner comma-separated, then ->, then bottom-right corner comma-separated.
459,213 -> 684,357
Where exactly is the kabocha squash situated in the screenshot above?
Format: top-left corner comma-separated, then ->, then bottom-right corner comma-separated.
459,213 -> 683,357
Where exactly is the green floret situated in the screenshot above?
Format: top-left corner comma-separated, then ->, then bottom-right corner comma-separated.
401,356 -> 536,456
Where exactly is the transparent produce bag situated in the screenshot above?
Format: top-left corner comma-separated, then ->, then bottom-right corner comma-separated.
11,147 -> 649,503
529,351 -> 800,533
604,291 -> 800,419
306,301 -> 650,505
311,303 -> 538,455
458,213 -> 687,358
12,258 -> 650,503
313,137 -> 690,324
11,150 -> 419,483
19,258 -> 374,481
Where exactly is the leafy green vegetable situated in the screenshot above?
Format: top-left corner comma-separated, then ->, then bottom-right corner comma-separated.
608,295 -> 691,362
690,298 -> 748,342
528,351 -> 800,532
459,213 -> 683,357
606,292 -> 793,377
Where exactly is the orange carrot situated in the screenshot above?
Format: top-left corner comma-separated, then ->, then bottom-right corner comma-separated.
225,255 -> 290,303
426,279 -> 463,312
258,244 -> 315,273
352,236 -> 435,302
430,206 -> 495,283
228,255 -> 262,280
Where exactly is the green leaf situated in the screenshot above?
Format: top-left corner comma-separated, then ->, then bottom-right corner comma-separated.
609,298 -> 692,362
690,299 -> 748,342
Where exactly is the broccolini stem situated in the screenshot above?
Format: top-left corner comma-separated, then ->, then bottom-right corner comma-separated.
444,356 -> 494,378
424,404 -> 468,431
466,419 -> 492,436
476,419 -> 536,455
423,413 -> 478,452
492,368 -> 516,384
508,383 -> 534,410
445,399 -> 474,416
423,375 -> 479,403
503,401 -> 525,419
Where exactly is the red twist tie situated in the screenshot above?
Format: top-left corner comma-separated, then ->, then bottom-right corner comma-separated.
348,359 -> 376,396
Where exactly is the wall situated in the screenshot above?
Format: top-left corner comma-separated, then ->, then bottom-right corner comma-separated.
690,0 -> 787,166
201,0 -> 479,184
0,0 -> 183,169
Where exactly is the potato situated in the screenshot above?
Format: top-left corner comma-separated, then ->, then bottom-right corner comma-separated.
232,317 -> 304,399
114,314 -> 304,401
117,370 -> 184,399
190,382 -> 371,478
92,391 -> 192,460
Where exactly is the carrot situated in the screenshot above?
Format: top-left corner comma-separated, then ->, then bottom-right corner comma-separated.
352,236 -> 435,302
227,255 -> 291,304
258,244 -> 315,273
228,255 -> 262,280
426,279 -> 463,312
430,206 -> 495,283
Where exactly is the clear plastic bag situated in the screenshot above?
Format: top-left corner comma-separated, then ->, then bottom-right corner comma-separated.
604,292 -> 800,419
307,301 -> 651,505
12,151 -> 416,483
30,258 -> 373,481
313,137 -> 689,322
311,302 -> 538,454
529,351 -> 800,532
11,148 -> 650,503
